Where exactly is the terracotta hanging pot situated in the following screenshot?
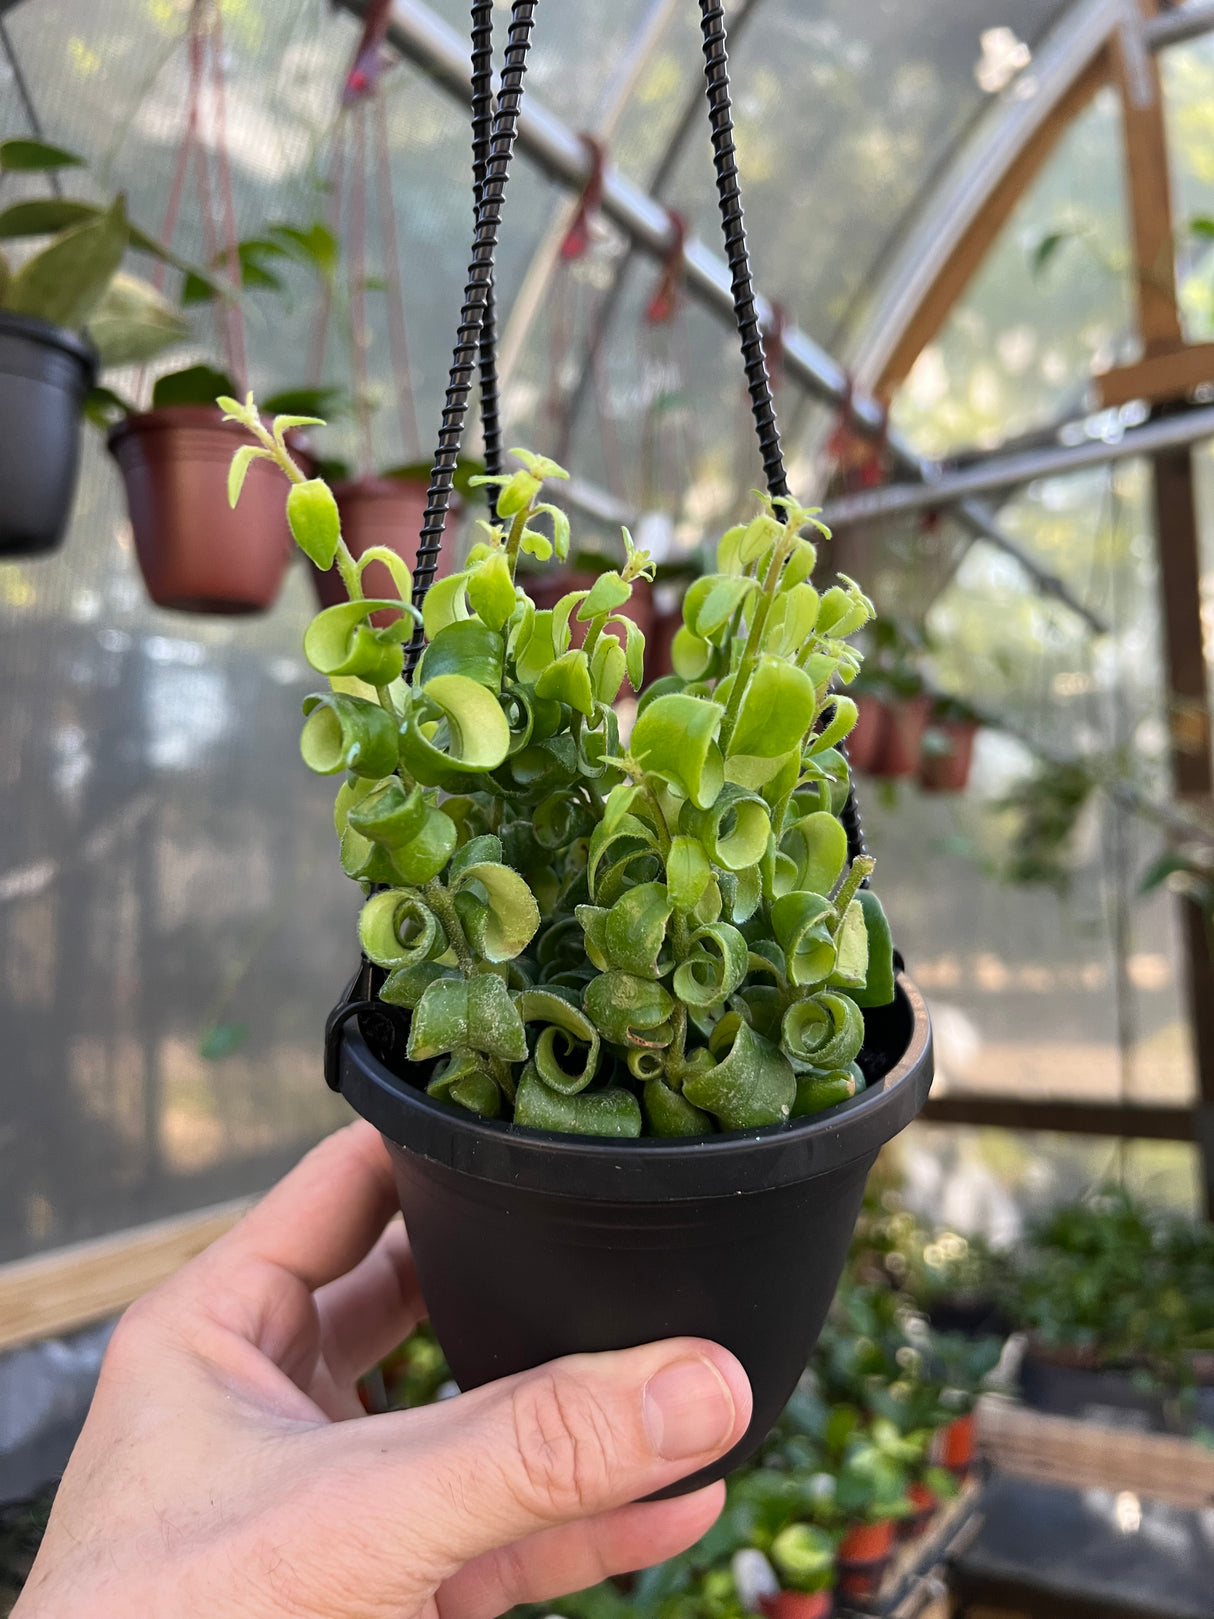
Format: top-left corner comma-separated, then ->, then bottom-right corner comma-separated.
109,406 -> 294,614
900,1478 -> 937,1540
0,312 -> 96,558
918,718 -> 979,794
835,1519 -> 896,1601
845,695 -> 891,775
312,475 -> 455,622
881,694 -> 932,779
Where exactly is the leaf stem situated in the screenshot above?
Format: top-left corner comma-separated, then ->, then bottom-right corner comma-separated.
719,517 -> 798,754
423,879 -> 477,975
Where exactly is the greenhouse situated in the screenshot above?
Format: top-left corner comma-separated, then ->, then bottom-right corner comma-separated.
4,0 -> 1214,1614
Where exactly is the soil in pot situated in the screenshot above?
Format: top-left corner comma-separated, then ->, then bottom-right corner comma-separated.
918,719 -> 979,793
0,312 -> 96,558
312,476 -> 456,622
331,973 -> 933,1495
108,406 -> 294,613
835,1520 -> 896,1601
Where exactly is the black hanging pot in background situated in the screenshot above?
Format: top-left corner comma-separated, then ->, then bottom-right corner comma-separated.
331,974 -> 933,1494
0,311 -> 96,558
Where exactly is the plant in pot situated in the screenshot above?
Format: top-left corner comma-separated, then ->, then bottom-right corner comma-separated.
847,619 -> 932,780
99,217 -> 349,616
226,382 -> 932,1488
225,0 -> 932,1494
1004,1191 -> 1214,1431
918,694 -> 982,794
0,135 -> 189,557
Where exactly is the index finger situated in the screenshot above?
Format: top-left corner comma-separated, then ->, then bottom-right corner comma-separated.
212,1121 -> 401,1292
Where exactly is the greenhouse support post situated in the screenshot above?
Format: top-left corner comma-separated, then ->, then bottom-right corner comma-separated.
1115,1 -> 1214,1217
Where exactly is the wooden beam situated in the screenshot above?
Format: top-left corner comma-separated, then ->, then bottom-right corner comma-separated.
0,1199 -> 251,1353
1095,340 -> 1214,406
1112,3 -> 1214,1216
875,52 -> 1109,398
920,1096 -> 1193,1141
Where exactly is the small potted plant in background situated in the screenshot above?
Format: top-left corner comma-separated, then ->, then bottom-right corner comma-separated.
1005,1190 -> 1214,1432
0,135 -> 188,557
846,619 -> 933,779
918,694 -> 982,793
101,222 -> 343,614
225,391 -> 932,1488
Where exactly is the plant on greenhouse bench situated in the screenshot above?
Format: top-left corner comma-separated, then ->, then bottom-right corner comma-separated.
224,391 -> 898,1140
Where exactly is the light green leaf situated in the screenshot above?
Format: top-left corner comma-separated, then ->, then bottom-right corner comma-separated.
450,860 -> 541,962
359,889 -> 445,969
728,657 -> 818,758
514,990 -> 601,1094
665,834 -> 712,912
630,693 -> 725,811
536,648 -> 595,717
467,552 -> 517,631
227,444 -> 271,509
603,882 -> 671,977
399,674 -> 511,783
299,691 -> 398,778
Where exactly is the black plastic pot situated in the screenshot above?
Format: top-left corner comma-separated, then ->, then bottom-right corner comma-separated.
332,973 -> 933,1492
0,311 -> 96,557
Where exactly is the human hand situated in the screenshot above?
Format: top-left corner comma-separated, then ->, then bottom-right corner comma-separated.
15,1122 -> 751,1618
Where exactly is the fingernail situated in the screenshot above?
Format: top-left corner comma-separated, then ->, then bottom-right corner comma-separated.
643,1356 -> 735,1461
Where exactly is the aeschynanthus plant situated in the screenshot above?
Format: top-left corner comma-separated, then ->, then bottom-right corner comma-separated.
223,393 -> 897,1139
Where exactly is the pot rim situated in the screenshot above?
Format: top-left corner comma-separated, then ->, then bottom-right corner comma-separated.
0,309 -> 97,378
106,403 -> 257,449
336,973 -> 932,1202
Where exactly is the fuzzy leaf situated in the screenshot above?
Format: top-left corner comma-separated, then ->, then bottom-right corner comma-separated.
682,1021 -> 795,1130
642,1078 -> 713,1137
514,990 -> 601,1094
345,777 -> 427,848
578,571 -> 630,620
227,444 -> 271,509
603,882 -> 671,977
421,572 -> 471,640
583,971 -> 673,1045
514,1071 -> 641,1137
728,657 -> 818,758
770,890 -> 837,987
851,890 -> 895,1008
781,991 -> 865,1072
417,620 -> 504,691
303,600 -> 409,685
536,648 -> 595,717
359,889 -> 445,970
665,834 -> 713,912
467,552 -> 517,631
408,974 -> 528,1063
680,784 -> 770,872
671,921 -> 749,1009
389,807 -> 458,885
300,691 -> 397,778
399,674 -> 512,782
630,693 -> 725,811
450,860 -> 541,962
287,479 -> 342,569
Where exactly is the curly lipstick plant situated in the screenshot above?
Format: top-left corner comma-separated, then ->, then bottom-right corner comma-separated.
224,394 -> 896,1141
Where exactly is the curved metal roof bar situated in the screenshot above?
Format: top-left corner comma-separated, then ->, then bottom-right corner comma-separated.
343,0 -> 1101,629
843,0 -> 1126,398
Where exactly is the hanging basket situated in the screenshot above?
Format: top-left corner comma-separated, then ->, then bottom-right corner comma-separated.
320,0 -> 932,1493
0,311 -> 96,558
333,974 -> 932,1494
311,474 -> 455,617
108,406 -> 293,613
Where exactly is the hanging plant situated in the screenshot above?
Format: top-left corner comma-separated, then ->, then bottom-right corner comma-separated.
222,0 -> 933,1494
0,136 -> 188,556
100,0 -> 305,614
301,5 -> 458,614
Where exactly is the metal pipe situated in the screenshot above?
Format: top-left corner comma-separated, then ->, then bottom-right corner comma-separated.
1145,1 -> 1214,50
817,403 -> 1214,527
357,0 -> 1099,627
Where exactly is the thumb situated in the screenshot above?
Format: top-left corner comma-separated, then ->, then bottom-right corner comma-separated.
339,1337 -> 751,1576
